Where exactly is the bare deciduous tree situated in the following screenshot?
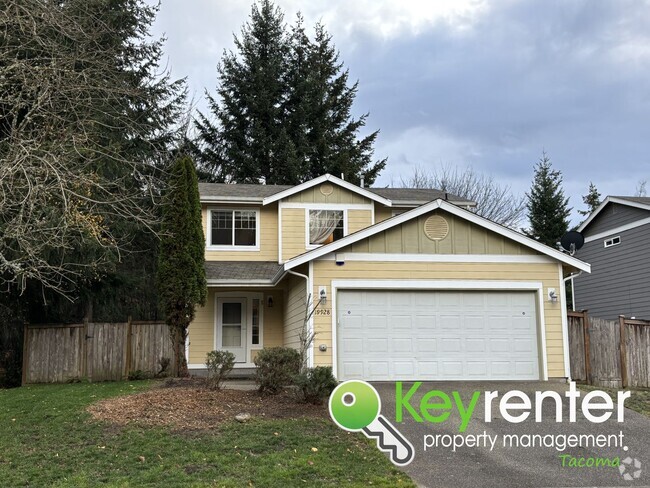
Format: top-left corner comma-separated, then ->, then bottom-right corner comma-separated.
0,0 -> 186,297
400,165 -> 526,228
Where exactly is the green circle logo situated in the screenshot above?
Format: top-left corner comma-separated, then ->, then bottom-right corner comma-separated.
329,380 -> 381,431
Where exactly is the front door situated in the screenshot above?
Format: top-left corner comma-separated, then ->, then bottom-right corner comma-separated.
217,298 -> 247,363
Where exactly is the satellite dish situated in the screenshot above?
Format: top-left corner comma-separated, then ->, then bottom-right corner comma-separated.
560,231 -> 585,256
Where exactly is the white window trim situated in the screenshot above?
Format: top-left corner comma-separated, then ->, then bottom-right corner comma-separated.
213,291 -> 264,368
206,207 -> 261,251
305,207 -> 348,250
603,236 -> 621,248
328,280 -> 548,382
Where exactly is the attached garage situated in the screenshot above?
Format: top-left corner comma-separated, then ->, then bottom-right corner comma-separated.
283,199 -> 591,382
336,289 -> 541,381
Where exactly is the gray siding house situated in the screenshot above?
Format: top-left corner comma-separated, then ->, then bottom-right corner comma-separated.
573,196 -> 650,320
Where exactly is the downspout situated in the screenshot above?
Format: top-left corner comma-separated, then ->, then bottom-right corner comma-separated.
564,271 -> 583,312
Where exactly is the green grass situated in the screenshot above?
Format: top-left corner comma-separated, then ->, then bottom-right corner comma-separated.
579,384 -> 650,417
0,382 -> 414,487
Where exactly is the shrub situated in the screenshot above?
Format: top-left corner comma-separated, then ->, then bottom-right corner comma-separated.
128,370 -> 152,381
254,347 -> 301,394
156,357 -> 171,378
295,366 -> 338,405
205,350 -> 235,390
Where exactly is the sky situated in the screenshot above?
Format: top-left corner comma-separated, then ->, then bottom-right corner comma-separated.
149,0 -> 650,224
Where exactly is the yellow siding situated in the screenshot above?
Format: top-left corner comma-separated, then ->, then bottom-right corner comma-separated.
188,288 -> 284,365
311,261 -> 566,378
349,209 -> 536,255
348,209 -> 372,234
285,184 -> 371,204
282,208 -> 307,261
375,205 -> 393,223
203,203 -> 278,261
283,274 -> 307,350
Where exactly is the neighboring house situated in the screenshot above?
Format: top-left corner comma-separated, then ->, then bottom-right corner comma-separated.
573,196 -> 650,320
189,173 -> 590,381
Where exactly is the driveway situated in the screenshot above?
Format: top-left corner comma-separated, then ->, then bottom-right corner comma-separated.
373,382 -> 650,488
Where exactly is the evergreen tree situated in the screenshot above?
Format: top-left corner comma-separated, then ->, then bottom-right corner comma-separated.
195,0 -> 288,184
158,156 -> 207,377
195,1 -> 385,185
525,153 -> 572,247
578,182 -> 601,217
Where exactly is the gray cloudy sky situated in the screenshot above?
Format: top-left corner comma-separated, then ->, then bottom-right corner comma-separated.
150,0 -> 650,222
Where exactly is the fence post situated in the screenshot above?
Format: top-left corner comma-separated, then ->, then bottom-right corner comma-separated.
582,310 -> 592,385
21,323 -> 29,386
82,318 -> 89,381
619,315 -> 628,388
125,316 -> 133,380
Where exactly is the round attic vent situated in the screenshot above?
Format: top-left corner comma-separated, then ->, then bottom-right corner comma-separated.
320,183 -> 334,196
424,215 -> 449,241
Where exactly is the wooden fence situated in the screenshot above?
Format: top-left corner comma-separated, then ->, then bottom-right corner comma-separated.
568,311 -> 650,388
22,320 -> 176,384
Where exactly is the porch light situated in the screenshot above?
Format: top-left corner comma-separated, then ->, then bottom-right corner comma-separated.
267,295 -> 274,308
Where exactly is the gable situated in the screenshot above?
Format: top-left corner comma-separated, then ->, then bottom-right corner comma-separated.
283,199 -> 590,272
344,209 -> 537,255
283,182 -> 372,205
583,202 -> 650,236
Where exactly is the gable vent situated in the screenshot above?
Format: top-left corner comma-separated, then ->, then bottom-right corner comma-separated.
320,183 -> 334,196
424,215 -> 449,241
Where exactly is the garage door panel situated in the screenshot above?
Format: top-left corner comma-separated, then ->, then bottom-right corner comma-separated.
337,290 -> 540,381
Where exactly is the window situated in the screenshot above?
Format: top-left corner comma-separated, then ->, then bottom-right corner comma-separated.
251,299 -> 260,345
309,210 -> 344,245
604,236 -> 621,248
210,209 -> 258,247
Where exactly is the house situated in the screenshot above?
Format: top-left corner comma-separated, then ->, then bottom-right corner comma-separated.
188,174 -> 590,381
573,196 -> 650,320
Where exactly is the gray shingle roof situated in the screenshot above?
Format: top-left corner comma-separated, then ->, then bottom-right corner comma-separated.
204,261 -> 283,283
611,196 -> 650,206
369,188 -> 473,205
199,182 -> 474,205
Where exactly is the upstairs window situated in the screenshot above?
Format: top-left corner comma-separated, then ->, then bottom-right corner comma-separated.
210,209 -> 258,248
604,236 -> 621,248
309,210 -> 344,245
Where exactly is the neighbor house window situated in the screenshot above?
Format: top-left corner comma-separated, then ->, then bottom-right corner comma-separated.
210,209 -> 257,247
309,210 -> 344,245
604,236 -> 621,248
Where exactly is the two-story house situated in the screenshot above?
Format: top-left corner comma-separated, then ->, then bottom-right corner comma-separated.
573,196 -> 650,320
188,174 -> 590,382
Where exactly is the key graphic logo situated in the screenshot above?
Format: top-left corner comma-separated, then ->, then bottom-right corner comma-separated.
329,380 -> 415,466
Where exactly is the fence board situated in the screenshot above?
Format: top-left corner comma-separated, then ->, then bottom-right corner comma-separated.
23,321 -> 175,384
568,313 -> 586,381
626,321 -> 650,388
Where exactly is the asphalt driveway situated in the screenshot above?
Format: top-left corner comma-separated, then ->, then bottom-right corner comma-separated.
373,381 -> 650,488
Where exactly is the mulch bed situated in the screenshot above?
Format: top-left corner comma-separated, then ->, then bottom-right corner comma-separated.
87,378 -> 328,430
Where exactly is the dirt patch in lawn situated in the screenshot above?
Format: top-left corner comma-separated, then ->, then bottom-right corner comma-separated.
87,379 -> 328,430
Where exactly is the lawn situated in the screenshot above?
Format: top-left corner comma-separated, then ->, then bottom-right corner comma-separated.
0,381 -> 414,487
579,384 -> 650,417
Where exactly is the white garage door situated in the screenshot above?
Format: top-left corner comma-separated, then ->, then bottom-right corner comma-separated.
337,290 -> 540,381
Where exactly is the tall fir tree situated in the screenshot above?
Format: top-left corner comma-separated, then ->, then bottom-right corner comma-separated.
578,182 -> 601,217
195,0 -> 385,185
157,156 -> 207,377
525,153 -> 572,247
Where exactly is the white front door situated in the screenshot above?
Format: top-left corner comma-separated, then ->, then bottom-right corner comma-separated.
217,298 -> 247,363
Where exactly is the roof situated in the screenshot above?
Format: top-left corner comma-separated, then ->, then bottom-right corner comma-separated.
370,188 -> 475,206
204,261 -> 284,285
609,196 -> 650,205
199,174 -> 475,206
577,196 -> 650,232
284,199 -> 591,273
